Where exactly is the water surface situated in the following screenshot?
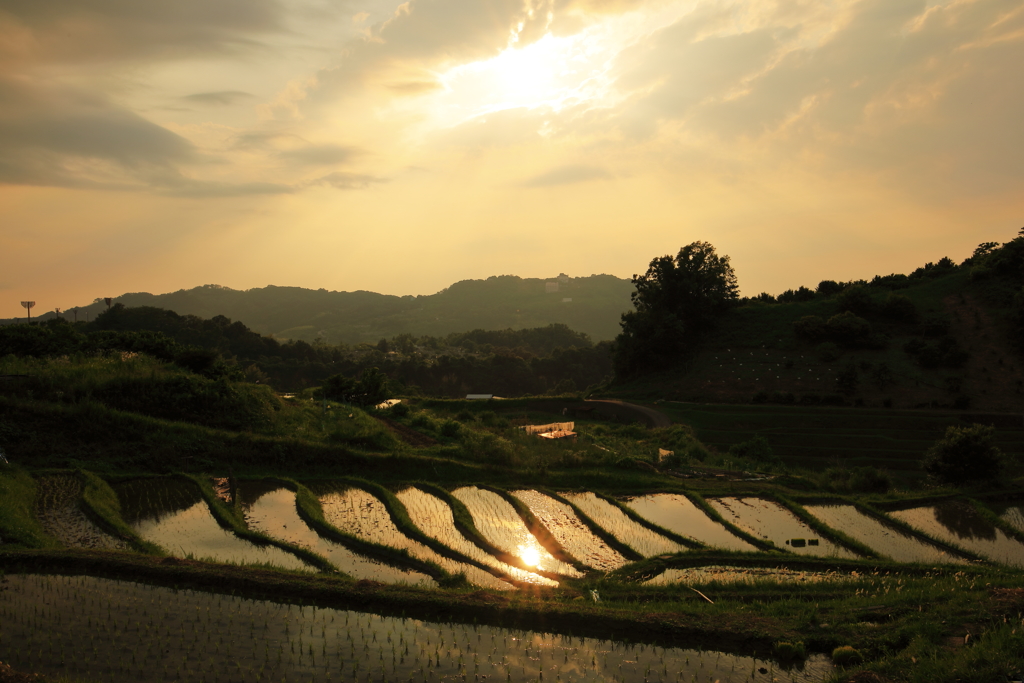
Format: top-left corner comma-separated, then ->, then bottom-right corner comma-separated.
626,494 -> 755,552
513,490 -> 628,572
453,487 -> 581,577
708,497 -> 858,559
806,504 -> 965,564
237,481 -> 434,586
562,492 -> 689,558
0,574 -> 834,683
114,478 -> 311,570
891,501 -> 1024,567
34,474 -> 126,550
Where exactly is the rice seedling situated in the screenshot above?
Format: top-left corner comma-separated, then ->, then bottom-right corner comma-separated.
32,473 -> 127,551
805,503 -> 967,564
625,494 -> 756,553
892,501 -> 1024,567
452,487 -> 581,577
512,490 -> 628,572
317,484 -> 510,590
396,487 -> 558,587
114,476 -> 313,571
707,497 -> 858,559
561,492 -> 688,558
236,481 -> 434,586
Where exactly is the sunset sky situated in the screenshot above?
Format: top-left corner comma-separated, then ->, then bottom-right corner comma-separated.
2,0 -> 1022,317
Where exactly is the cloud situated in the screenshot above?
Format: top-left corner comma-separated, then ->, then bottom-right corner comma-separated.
0,77 -> 195,188
277,144 -> 360,165
522,164 -> 612,187
182,91 -> 255,106
308,171 -> 387,190
0,0 -> 285,65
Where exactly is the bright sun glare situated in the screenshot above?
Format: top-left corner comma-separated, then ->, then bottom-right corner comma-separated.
519,544 -> 541,567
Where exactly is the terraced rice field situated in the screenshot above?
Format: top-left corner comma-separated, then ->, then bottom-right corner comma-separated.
453,487 -> 581,577
806,504 -> 966,564
995,502 -> 1024,533
34,474 -> 126,550
315,485 -> 510,590
645,566 -> 853,586
396,487 -> 557,587
891,501 -> 1024,567
561,492 -> 688,557
114,478 -> 312,571
708,498 -> 858,559
0,574 -> 834,683
237,482 -> 433,586
625,494 -> 755,552
512,490 -> 628,572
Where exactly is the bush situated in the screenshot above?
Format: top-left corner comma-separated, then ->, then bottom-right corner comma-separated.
728,436 -> 778,464
773,641 -> 806,662
826,466 -> 891,493
439,419 -> 461,438
882,293 -> 917,322
390,402 -> 410,418
831,646 -> 863,666
835,285 -> 874,316
923,423 -> 1003,484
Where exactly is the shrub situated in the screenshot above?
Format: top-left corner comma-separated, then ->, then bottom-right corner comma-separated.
831,646 -> 863,666
410,414 -> 436,432
752,390 -> 769,404
923,423 -> 1003,484
728,436 -> 777,464
439,419 -> 461,438
817,342 -> 841,362
799,393 -> 821,405
390,402 -> 410,418
835,285 -> 875,316
773,641 -> 806,662
455,410 -> 475,422
882,293 -> 917,322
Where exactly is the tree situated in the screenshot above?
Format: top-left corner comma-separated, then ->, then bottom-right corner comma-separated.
922,424 -> 1003,485
614,241 -> 738,377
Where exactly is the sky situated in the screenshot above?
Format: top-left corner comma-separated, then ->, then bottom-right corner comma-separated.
2,0 -> 1022,317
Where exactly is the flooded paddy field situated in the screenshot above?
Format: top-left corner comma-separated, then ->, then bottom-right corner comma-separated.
513,489 -> 629,572
645,566 -> 853,587
626,494 -> 756,552
708,498 -> 858,559
313,483 -> 510,590
0,574 -> 834,683
805,504 -> 966,564
236,481 -> 434,586
397,487 -> 557,587
34,474 -> 127,550
453,487 -> 581,577
891,501 -> 1024,567
113,478 -> 312,571
993,502 -> 1024,533
562,492 -> 689,557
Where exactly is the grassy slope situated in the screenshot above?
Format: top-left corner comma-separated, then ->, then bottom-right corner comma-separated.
0,467 -> 61,550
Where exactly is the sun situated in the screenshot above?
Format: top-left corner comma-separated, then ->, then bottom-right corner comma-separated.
519,544 -> 541,567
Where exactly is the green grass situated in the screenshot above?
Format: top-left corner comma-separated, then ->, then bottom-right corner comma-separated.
269,476 -> 447,581
0,466 -> 61,549
77,469 -> 163,555
183,473 -> 336,574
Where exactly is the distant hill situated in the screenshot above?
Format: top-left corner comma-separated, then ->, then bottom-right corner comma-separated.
610,236 -> 1024,415
15,274 -> 635,345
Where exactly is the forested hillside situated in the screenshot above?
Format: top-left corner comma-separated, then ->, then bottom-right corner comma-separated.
611,232 -> 1024,414
12,274 -> 634,344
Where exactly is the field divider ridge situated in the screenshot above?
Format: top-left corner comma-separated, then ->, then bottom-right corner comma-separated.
0,466 -> 63,550
768,492 -> 879,559
592,491 -> 705,550
181,473 -> 339,574
337,477 -> 509,587
681,492 -> 782,553
853,498 -> 985,564
533,487 -> 643,563
966,497 -> 1024,548
413,482 -> 568,583
476,483 -> 589,574
78,469 -> 164,556
265,476 -> 448,583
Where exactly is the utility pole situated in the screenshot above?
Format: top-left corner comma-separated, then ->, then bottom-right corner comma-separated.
20,301 -> 35,321
55,307 -> 62,318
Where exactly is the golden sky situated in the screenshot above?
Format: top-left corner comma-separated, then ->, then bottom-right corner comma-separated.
2,0 -> 1022,317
